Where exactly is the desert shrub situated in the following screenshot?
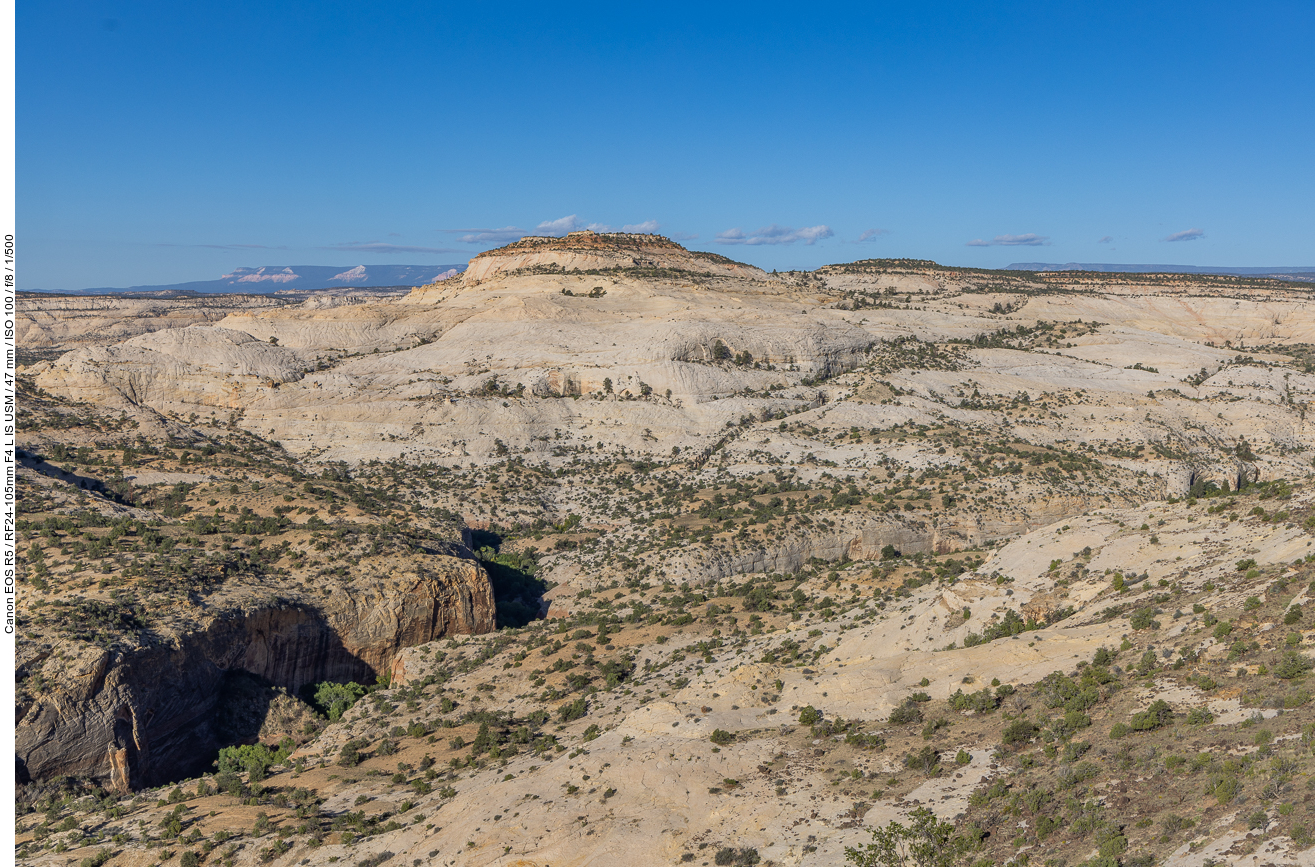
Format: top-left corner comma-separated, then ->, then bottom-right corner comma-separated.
845,731 -> 886,750
903,746 -> 941,776
1129,607 -> 1159,630
338,739 -> 368,767
1057,761 -> 1100,789
948,688 -> 997,713
1061,741 -> 1092,763
313,681 -> 367,721
888,699 -> 923,725
1001,719 -> 1037,747
1129,699 -> 1173,731
710,729 -> 734,746
557,698 -> 587,722
1036,671 -> 1100,713
845,807 -> 961,867
216,742 -> 292,781
798,706 -> 822,725
1274,652 -> 1313,680
1209,773 -> 1242,804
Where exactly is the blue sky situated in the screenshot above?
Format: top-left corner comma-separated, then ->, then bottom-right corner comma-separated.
19,1 -> 1315,291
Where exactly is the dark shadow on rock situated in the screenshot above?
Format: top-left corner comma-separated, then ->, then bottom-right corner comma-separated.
17,602 -> 378,790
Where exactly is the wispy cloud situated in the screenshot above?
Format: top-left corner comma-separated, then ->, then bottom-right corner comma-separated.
621,220 -> 660,233
965,233 -> 1050,247
324,242 -> 464,255
453,226 -> 527,245
716,224 -> 834,246
534,214 -> 587,236
1163,228 -> 1204,242
857,228 -> 890,242
1097,235 -> 1114,244
668,231 -> 699,241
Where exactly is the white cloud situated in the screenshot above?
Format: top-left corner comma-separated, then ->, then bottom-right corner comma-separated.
1163,228 -> 1204,242
621,220 -> 660,233
857,228 -> 890,242
536,215 -> 587,236
965,233 -> 1050,247
668,231 -> 699,241
715,224 -> 834,246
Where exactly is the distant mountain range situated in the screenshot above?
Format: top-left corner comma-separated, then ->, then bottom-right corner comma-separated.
60,264 -> 468,295
1007,262 -> 1315,281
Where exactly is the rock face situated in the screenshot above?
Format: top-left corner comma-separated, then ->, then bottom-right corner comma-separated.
29,327 -> 312,410
15,555 -> 494,791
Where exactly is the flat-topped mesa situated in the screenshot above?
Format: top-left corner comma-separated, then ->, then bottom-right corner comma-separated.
460,230 -> 768,284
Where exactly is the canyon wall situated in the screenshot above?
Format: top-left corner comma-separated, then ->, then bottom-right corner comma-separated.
16,555 -> 495,791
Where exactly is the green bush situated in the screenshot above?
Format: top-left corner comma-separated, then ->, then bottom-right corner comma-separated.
1209,774 -> 1241,804
948,688 -> 997,713
1129,699 -> 1173,731
338,739 -> 367,767
1001,719 -> 1037,747
903,746 -> 941,776
798,705 -> 822,725
313,681 -> 367,721
845,807 -> 961,867
710,729 -> 734,746
558,698 -> 587,722
888,699 -> 923,725
1129,608 -> 1159,630
1274,652 -> 1313,680
215,741 -> 293,781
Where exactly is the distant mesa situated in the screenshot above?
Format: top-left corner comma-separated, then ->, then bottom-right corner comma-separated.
1008,262 -> 1315,281
46,263 -> 468,296
462,229 -> 765,283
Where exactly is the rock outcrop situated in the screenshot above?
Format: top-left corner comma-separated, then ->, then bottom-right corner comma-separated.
15,554 -> 494,791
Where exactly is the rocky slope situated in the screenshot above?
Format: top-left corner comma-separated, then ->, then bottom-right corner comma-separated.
17,551 -> 493,792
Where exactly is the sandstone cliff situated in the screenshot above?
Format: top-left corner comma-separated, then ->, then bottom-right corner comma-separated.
16,554 -> 494,791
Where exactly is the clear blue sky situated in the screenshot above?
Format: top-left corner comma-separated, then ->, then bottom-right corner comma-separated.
19,1 -> 1315,291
